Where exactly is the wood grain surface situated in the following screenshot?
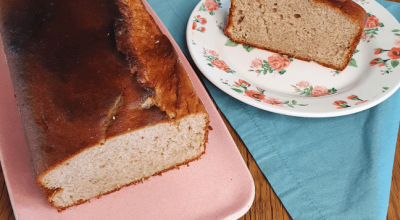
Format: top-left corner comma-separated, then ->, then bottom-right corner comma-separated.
1,114 -> 399,219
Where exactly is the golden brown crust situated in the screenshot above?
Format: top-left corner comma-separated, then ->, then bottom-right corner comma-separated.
225,0 -> 367,71
0,0 -> 162,177
119,0 -> 207,120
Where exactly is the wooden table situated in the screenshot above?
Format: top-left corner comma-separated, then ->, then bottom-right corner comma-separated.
0,115 -> 398,220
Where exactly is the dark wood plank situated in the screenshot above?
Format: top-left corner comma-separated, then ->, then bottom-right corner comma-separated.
220,110 -> 292,220
0,166 -> 15,220
387,127 -> 400,220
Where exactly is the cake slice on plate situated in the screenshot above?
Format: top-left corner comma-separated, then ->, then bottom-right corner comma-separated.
225,0 -> 367,71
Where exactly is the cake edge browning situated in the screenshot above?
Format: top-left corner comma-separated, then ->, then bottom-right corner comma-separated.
119,0 -> 209,120
224,0 -> 367,71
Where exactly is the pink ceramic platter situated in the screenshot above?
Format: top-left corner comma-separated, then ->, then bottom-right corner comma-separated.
0,0 -> 255,219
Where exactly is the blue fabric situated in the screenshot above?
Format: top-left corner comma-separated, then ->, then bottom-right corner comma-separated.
147,0 -> 400,219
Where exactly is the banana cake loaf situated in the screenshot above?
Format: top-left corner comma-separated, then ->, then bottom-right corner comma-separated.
0,0 -> 209,211
225,0 -> 367,71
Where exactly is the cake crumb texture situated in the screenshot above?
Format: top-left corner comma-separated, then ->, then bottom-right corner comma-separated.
225,0 -> 367,70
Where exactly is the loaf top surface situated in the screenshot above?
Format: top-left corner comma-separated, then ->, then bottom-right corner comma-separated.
0,0 -> 206,176
313,0 -> 367,29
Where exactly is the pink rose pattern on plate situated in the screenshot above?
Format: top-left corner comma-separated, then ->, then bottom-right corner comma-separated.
199,0 -> 221,15
203,48 -> 235,73
371,45 -> 400,75
249,55 -> 293,76
291,82 -> 337,97
333,95 -> 369,109
297,81 -> 309,88
347,95 -> 369,105
193,15 -> 207,33
333,100 -> 351,109
363,13 -> 384,43
221,79 -> 308,108
234,79 -> 250,87
251,58 -> 262,69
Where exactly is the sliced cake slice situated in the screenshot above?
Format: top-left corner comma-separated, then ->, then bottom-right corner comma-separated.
225,0 -> 367,71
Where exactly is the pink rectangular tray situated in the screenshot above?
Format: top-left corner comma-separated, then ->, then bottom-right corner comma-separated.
0,1 -> 254,219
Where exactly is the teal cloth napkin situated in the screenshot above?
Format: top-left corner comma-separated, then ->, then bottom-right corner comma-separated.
147,0 -> 400,219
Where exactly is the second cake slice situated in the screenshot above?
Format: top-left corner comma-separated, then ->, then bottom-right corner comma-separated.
225,0 -> 367,71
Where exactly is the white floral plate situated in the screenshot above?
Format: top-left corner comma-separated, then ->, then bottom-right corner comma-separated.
186,0 -> 400,117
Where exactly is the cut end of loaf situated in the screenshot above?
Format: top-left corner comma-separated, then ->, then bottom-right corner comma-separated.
225,0 -> 366,71
37,113 -> 209,211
